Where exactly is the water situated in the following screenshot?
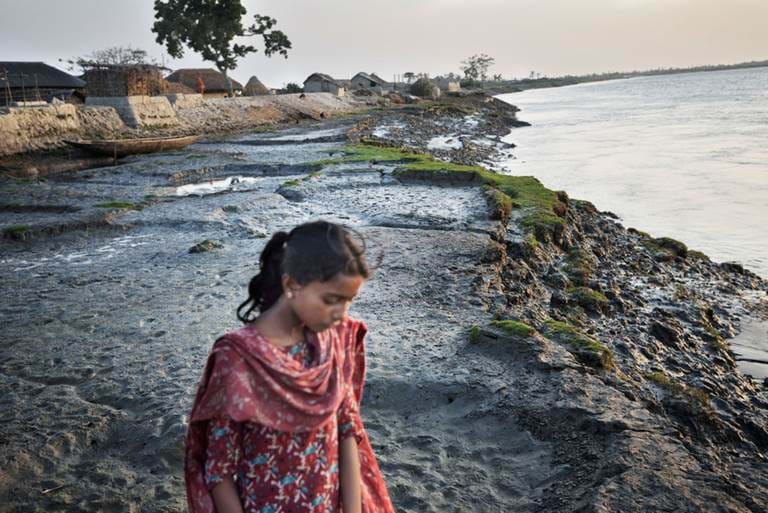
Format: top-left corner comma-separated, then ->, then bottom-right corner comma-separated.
497,67 -> 768,278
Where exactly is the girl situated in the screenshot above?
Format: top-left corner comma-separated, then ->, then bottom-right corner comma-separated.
184,220 -> 394,513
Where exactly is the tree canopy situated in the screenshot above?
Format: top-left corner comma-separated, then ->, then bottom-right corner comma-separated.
460,54 -> 495,82
63,46 -> 158,72
152,0 -> 291,93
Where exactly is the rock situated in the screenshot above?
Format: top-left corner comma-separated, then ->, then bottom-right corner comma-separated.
276,184 -> 306,202
650,320 -> 684,349
189,239 -> 223,253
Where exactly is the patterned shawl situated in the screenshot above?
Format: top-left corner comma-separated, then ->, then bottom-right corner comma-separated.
184,317 -> 394,513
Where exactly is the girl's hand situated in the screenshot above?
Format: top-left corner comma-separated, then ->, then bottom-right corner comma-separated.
211,476 -> 245,513
339,436 -> 362,513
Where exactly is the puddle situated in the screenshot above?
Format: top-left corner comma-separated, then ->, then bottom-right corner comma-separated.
427,135 -> 463,150
728,318 -> 768,380
174,176 -> 263,197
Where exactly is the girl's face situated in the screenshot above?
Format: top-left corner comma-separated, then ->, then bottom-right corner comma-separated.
286,272 -> 365,333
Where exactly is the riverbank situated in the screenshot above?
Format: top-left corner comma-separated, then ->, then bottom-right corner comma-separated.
1,94 -> 766,512
0,92 -> 373,160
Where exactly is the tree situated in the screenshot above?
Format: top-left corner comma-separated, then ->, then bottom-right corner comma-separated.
284,82 -> 302,93
63,46 -> 157,72
403,72 -> 415,84
492,73 -> 503,82
152,0 -> 291,96
460,54 -> 495,82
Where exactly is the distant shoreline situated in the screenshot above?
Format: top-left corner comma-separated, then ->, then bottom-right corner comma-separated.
484,59 -> 768,94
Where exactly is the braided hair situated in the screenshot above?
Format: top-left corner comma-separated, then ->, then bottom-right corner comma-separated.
237,220 -> 370,323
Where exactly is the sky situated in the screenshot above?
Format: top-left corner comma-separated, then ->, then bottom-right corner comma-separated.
1,0 -> 767,87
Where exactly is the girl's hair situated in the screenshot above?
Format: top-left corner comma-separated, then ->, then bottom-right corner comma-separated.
237,220 -> 370,323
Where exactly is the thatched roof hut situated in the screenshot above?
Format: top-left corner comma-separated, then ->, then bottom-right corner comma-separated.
243,76 -> 269,96
166,68 -> 243,97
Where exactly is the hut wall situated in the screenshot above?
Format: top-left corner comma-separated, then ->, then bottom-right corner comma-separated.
83,68 -> 169,97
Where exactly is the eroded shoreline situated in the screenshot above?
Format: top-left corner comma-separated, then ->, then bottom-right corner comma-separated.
1,94 -> 767,512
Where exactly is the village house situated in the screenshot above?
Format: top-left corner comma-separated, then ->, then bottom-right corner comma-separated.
166,68 -> 243,98
0,61 -> 85,106
433,76 -> 461,93
350,72 -> 389,94
80,64 -> 169,97
302,73 -> 347,96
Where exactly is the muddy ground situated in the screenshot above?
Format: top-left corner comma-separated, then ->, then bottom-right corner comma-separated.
1,102 -> 767,513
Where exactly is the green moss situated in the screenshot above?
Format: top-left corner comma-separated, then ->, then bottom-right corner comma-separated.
282,179 -> 301,187
568,286 -> 609,313
469,324 -> 481,344
3,224 -> 31,235
93,201 -> 143,211
491,319 -> 535,337
645,371 -> 711,406
543,319 -> 615,370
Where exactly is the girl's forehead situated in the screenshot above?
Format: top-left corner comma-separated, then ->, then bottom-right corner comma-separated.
313,274 -> 364,294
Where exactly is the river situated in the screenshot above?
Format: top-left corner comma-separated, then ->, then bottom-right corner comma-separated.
497,67 -> 768,279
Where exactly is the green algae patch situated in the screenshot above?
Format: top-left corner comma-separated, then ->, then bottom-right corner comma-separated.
543,319 -> 615,370
282,179 -> 301,187
93,201 -> 144,211
491,319 -> 535,338
568,286 -> 609,313
645,370 -> 711,407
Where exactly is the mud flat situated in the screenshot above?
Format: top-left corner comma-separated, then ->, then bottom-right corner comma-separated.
1,95 -> 767,512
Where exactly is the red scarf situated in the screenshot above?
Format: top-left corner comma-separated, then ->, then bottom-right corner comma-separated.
184,317 -> 394,513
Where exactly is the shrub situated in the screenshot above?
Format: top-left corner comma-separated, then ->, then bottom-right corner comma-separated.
409,77 -> 433,98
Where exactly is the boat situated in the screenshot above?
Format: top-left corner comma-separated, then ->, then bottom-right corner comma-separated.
64,135 -> 201,158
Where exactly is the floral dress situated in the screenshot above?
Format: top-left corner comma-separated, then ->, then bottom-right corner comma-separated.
203,338 -> 365,513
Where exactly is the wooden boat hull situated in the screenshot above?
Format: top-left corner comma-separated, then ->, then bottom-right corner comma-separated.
65,135 -> 200,158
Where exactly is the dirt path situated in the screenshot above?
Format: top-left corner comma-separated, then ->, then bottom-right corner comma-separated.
0,120 -> 558,512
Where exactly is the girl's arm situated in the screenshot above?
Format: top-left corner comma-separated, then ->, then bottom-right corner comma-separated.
340,435 -> 362,513
211,477 -> 245,513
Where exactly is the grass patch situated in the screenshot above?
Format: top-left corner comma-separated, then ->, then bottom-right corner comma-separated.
543,319 -> 615,370
568,286 -> 609,313
564,248 -> 594,286
642,236 -> 688,259
469,324 -> 481,344
491,319 -> 535,337
93,201 -> 143,211
688,250 -> 711,262
645,370 -> 711,406
2,224 -> 31,236
310,142 -> 566,239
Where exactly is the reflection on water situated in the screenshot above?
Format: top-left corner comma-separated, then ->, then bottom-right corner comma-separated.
497,67 -> 768,278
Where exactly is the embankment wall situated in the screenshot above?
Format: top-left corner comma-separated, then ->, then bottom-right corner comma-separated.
0,93 -> 366,157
